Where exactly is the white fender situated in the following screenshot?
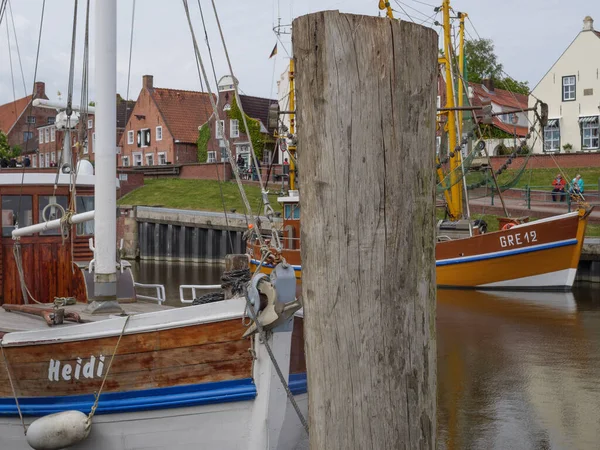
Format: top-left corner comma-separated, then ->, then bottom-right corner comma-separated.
26,410 -> 91,450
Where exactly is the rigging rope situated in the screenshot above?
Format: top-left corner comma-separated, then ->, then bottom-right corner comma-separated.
1,342 -> 26,435
15,0 -> 45,228
197,0 -> 218,90
7,0 -> 27,97
182,0 -> 269,253
6,17 -> 18,124
125,0 -> 136,114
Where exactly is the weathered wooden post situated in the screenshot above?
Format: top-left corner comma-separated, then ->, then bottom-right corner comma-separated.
293,11 -> 437,449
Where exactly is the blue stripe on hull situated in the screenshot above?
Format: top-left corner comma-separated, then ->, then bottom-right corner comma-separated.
0,378 -> 257,417
289,373 -> 307,395
436,238 -> 578,267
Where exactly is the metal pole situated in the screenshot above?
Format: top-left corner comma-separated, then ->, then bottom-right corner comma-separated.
87,0 -> 122,314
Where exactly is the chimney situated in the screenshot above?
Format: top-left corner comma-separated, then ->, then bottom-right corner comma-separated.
33,81 -> 45,99
142,75 -> 154,90
482,78 -> 494,92
583,16 -> 594,31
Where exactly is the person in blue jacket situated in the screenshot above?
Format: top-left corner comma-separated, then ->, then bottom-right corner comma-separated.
570,174 -> 584,195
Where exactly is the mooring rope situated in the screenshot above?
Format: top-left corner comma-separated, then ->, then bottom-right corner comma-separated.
87,314 -> 130,425
1,342 -> 26,434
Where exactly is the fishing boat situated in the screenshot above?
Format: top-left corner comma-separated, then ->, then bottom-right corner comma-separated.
0,2 -> 308,449
248,0 -> 591,291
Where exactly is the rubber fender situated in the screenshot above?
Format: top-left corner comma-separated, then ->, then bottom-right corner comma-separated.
26,410 -> 91,450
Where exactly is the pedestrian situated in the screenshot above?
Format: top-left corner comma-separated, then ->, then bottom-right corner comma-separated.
24,156 -> 31,167
551,173 -> 566,202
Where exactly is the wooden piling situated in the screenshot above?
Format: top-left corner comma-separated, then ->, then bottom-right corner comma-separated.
293,11 -> 437,449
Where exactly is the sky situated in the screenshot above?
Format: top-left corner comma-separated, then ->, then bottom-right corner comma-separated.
0,0 -> 596,106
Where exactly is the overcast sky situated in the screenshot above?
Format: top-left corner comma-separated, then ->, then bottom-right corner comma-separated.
0,0 -> 596,106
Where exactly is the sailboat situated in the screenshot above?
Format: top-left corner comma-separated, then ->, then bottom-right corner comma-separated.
0,2 -> 308,449
249,0 -> 591,291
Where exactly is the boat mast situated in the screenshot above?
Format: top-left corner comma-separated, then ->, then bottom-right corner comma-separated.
442,0 -> 462,220
457,12 -> 466,139
288,58 -> 297,191
87,0 -> 122,314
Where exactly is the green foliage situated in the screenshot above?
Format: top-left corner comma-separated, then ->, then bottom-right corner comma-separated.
0,131 -> 20,159
465,39 -> 529,95
197,123 -> 210,163
563,143 -> 573,152
117,178 -> 278,213
227,96 -> 264,160
481,127 -> 513,140
88,101 -> 96,107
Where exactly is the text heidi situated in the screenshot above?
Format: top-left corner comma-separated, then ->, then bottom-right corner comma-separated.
48,355 -> 105,382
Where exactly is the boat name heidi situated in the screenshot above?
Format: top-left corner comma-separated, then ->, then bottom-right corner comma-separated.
499,230 -> 537,248
48,355 -> 106,382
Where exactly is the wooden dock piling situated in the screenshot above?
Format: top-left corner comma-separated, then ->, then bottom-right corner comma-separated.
293,11 -> 438,449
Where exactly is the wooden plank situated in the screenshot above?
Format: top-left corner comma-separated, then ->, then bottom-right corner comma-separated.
293,11 -> 437,449
289,317 -> 306,374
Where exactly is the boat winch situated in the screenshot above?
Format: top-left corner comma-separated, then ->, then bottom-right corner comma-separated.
26,410 -> 91,450
243,263 -> 302,338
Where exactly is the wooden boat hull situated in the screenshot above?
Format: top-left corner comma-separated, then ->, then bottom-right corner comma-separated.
250,210 -> 588,290
0,300 -> 308,449
436,210 -> 587,289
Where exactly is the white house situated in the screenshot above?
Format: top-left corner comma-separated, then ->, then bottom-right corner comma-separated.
529,16 -> 600,153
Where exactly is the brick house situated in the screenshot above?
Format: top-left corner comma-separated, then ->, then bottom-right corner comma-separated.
35,94 -> 134,167
0,82 -> 55,155
119,75 -> 213,167
206,75 -> 278,168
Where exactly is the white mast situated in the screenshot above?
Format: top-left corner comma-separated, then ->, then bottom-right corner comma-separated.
87,0 -> 122,314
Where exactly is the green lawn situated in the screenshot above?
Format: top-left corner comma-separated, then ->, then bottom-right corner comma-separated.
492,166 -> 600,191
118,178 -> 280,214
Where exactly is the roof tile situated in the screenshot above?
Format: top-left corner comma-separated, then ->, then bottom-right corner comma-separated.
151,88 -> 215,144
0,96 -> 31,134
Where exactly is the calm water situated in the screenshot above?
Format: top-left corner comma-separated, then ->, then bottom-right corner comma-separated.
131,261 -> 600,449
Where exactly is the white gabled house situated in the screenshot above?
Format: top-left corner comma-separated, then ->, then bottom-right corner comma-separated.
529,16 -> 600,153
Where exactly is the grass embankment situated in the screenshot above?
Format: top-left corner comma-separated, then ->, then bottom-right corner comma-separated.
484,167 -> 600,191
118,178 -> 279,214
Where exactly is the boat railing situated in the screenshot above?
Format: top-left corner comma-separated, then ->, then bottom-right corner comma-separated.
179,284 -> 222,304
134,282 -> 166,305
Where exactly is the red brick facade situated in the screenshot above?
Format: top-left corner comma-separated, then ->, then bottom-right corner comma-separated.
119,75 -> 213,168
489,153 -> 600,171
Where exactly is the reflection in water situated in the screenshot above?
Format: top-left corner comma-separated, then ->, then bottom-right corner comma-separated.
129,260 -> 222,307
130,261 -> 600,449
437,286 -> 600,450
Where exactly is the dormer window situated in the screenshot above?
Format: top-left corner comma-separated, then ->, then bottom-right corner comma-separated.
223,104 -> 231,111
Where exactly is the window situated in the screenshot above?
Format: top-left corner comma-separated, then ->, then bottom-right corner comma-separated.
207,151 -> 217,162
216,120 -> 225,138
562,75 -> 576,101
133,152 -> 142,166
76,196 -> 94,236
39,129 -> 45,144
32,154 -> 37,168
127,130 -> 134,145
47,117 -> 55,125
26,116 -> 35,124
220,148 -> 229,162
145,154 -> 154,166
122,156 -> 130,167
139,128 -> 150,147
543,120 -> 560,152
581,116 -> 599,150
45,153 -> 50,167
156,126 -> 162,141
50,152 -> 56,164
39,155 -> 44,168
88,119 -> 93,129
39,196 -> 69,235
50,126 -> 55,142
284,204 -> 300,220
230,119 -> 239,138
23,131 -> 33,142
45,128 -> 50,143
92,133 -> 96,152
83,140 -> 89,154
158,152 -> 166,165
2,195 -> 33,237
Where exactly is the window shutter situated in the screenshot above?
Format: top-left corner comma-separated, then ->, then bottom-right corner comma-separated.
137,131 -> 142,147
144,129 -> 151,146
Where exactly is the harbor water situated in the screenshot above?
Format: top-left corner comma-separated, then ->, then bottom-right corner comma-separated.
131,261 -> 600,449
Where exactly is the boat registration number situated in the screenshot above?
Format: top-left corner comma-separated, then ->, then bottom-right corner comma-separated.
499,230 -> 537,248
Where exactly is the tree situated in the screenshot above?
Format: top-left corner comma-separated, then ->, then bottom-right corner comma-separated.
0,132 -> 21,159
465,38 -> 529,95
